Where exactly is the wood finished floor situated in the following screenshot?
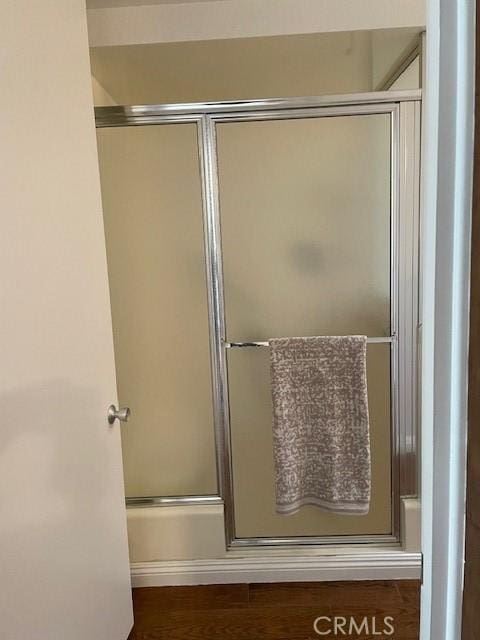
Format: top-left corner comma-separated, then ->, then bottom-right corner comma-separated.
128,580 -> 420,639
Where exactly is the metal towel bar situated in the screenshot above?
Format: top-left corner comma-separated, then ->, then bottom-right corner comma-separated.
224,336 -> 394,348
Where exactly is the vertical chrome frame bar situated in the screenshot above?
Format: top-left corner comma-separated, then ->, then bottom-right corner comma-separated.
198,116 -> 236,539
397,101 -> 422,498
390,103 -> 401,542
94,91 -> 421,548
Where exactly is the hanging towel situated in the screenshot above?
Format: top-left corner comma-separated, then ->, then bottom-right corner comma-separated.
269,336 -> 371,516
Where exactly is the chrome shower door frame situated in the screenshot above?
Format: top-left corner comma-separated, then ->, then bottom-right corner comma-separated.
95,90 -> 421,548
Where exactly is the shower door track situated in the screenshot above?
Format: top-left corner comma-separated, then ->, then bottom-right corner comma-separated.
96,89 -> 421,549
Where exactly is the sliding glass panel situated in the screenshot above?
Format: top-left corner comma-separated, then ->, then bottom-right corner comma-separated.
96,124 -> 217,498
228,343 -> 391,537
216,114 -> 392,537
217,115 -> 391,340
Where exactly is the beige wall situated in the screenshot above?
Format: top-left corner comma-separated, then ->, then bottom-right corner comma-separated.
371,28 -> 421,89
389,57 -> 421,91
91,31 -> 374,105
92,75 -> 117,105
91,28 -> 421,107
86,0 -> 426,47
127,505 -> 225,562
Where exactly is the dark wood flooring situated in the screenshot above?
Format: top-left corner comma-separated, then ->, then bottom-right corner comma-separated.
128,580 -> 420,639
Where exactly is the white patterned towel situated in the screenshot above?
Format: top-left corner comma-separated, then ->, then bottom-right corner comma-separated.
269,336 -> 371,516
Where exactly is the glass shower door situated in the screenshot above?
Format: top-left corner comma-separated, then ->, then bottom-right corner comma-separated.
94,97 -> 418,547
96,123 -> 218,499
215,112 -> 394,540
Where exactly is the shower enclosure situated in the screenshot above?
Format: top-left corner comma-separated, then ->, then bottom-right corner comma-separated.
95,90 -> 421,549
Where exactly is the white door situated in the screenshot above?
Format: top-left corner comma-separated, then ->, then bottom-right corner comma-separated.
0,2 -> 133,639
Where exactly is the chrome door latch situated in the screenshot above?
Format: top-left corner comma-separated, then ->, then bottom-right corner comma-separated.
107,404 -> 131,425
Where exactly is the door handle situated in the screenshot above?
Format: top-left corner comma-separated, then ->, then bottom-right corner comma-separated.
107,404 -> 131,425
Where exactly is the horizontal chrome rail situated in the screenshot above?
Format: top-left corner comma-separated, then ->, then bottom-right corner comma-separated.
94,90 -> 421,126
126,495 -> 223,508
224,336 -> 394,348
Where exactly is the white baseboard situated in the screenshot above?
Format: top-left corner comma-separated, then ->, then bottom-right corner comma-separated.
131,551 -> 422,587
